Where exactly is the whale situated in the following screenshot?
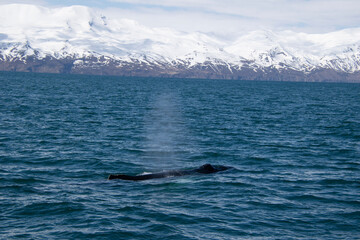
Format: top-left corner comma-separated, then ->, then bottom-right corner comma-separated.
108,163 -> 232,181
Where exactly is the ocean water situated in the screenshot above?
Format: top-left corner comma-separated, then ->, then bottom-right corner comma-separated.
0,72 -> 359,239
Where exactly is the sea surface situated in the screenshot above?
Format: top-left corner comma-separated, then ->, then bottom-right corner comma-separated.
0,72 -> 359,239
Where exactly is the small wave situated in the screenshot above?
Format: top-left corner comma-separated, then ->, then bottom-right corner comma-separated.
338,211 -> 360,219
318,178 -> 360,186
11,201 -> 86,216
287,194 -> 332,202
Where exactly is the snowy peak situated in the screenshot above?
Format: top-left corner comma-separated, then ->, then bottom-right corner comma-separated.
1,4 -> 360,80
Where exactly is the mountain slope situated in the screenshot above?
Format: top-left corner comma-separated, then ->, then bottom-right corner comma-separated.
1,4 -> 360,82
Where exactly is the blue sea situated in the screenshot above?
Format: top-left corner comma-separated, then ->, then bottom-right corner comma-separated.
0,72 -> 359,239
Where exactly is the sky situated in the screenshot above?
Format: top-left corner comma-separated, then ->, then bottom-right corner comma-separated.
1,0 -> 360,35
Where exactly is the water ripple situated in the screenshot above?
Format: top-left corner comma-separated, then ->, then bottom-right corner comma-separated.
0,73 -> 359,239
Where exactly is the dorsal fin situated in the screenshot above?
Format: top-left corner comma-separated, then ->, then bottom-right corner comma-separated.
197,164 -> 216,173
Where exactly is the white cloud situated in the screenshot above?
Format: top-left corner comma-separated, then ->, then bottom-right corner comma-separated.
3,0 -> 359,35
105,0 -> 360,34
0,0 -> 45,4
102,7 -> 256,38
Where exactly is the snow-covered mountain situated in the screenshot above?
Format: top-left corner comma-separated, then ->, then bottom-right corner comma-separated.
1,4 -> 360,82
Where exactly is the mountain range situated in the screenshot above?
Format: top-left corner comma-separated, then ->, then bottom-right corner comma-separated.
1,4 -> 360,82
